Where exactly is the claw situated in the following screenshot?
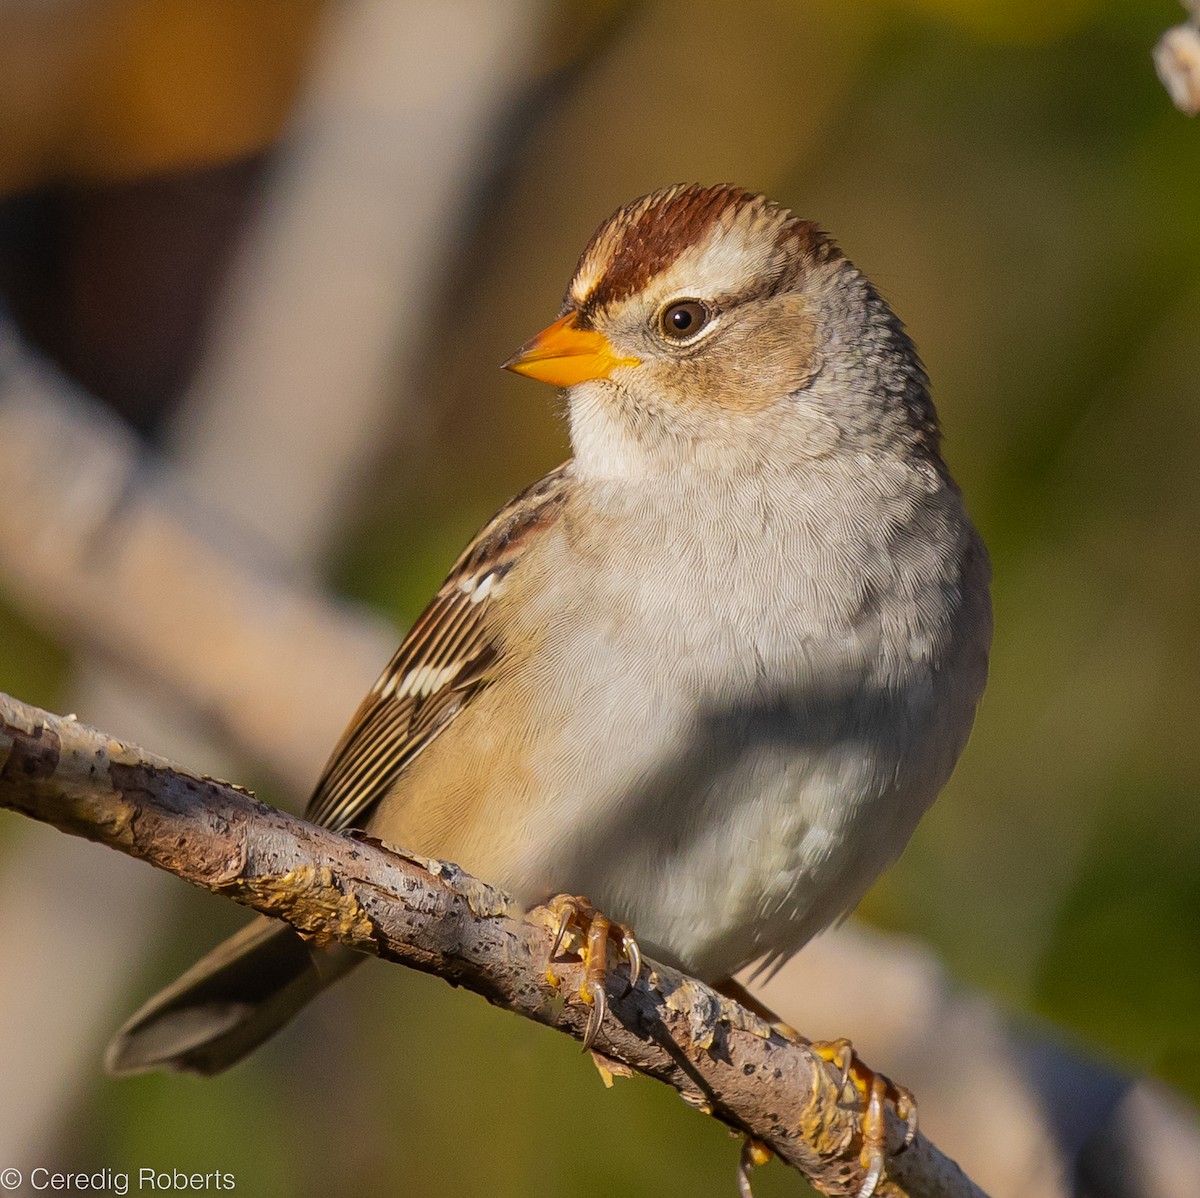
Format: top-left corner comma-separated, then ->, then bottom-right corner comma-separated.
736,1137 -> 773,1198
823,1037 -> 853,1093
736,1140 -> 755,1198
550,899 -> 577,958
855,1074 -> 887,1198
542,895 -> 640,1053
622,931 -> 642,993
895,1085 -> 919,1151
581,977 -> 607,1052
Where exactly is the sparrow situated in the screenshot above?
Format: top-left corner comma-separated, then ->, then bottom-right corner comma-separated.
108,183 -> 991,1192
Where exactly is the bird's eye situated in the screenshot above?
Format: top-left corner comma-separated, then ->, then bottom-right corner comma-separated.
658,300 -> 710,342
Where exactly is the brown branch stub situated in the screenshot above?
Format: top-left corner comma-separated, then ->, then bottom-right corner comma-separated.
0,690 -> 987,1198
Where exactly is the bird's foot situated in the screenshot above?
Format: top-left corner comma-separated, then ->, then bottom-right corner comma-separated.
807,1037 -> 917,1198
543,894 -> 640,1050
713,979 -> 915,1198
731,1039 -> 915,1198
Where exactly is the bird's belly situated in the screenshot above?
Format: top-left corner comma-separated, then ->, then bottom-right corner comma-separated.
382,492 -> 984,984
510,696 -> 937,982
485,599 -> 954,982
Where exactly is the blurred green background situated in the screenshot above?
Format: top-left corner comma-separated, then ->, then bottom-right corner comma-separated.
0,0 -> 1197,1195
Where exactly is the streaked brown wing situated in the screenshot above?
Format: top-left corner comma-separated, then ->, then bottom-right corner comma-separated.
303,463 -> 571,832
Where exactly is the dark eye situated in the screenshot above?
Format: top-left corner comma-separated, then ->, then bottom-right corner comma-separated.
658,299 -> 710,341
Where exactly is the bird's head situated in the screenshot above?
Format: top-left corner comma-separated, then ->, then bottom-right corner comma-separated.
505,184 -> 940,480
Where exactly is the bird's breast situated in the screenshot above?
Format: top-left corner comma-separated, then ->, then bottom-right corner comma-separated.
393,466 -> 988,983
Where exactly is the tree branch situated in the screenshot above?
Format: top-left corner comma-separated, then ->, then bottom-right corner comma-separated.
0,689 -> 987,1198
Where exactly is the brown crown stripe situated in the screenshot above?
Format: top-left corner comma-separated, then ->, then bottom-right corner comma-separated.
571,184 -> 835,318
594,184 -> 732,308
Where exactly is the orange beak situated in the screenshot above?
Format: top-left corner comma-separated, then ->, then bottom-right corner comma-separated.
502,313 -> 639,388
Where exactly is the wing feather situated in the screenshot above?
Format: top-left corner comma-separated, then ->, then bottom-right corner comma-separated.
303,464 -> 570,831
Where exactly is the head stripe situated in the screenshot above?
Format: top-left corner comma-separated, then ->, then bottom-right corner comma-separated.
568,184 -> 832,317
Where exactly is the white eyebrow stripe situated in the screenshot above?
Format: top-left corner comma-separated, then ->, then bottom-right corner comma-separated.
646,223 -> 773,306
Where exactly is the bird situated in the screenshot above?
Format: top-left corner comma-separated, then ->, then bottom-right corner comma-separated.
107,183 -> 991,1193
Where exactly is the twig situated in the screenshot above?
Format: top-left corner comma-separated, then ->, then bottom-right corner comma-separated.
0,689 -> 987,1198
1155,2 -> 1200,115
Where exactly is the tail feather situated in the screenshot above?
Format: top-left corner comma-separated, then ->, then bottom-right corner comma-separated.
105,917 -> 362,1077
